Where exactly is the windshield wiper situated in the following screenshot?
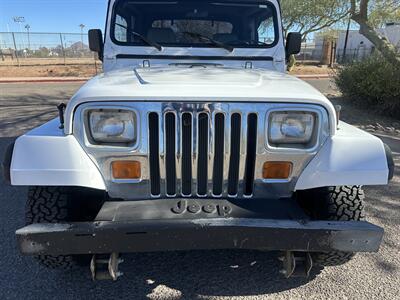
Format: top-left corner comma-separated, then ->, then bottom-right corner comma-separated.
182,31 -> 234,52
115,23 -> 162,51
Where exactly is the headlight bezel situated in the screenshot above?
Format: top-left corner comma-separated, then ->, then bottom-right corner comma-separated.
266,108 -> 321,151
84,107 -> 139,148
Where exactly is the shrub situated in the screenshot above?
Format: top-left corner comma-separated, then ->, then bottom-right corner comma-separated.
335,54 -> 400,118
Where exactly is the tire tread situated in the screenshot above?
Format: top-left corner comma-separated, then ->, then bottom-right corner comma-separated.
26,187 -> 81,270
311,185 -> 365,267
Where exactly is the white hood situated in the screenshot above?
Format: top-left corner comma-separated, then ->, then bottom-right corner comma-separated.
65,66 -> 337,133
134,67 -> 265,87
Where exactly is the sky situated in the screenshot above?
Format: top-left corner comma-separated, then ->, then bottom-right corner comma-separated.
0,0 -> 108,33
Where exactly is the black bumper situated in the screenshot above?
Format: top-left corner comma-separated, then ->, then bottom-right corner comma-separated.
16,199 -> 384,256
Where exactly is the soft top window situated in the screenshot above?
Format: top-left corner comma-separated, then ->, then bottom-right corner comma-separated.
111,0 -> 278,48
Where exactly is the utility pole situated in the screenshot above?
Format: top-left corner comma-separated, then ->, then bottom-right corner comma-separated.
25,24 -> 31,51
342,18 -> 351,63
79,24 -> 85,51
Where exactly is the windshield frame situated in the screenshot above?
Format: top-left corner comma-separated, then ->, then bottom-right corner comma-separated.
109,0 -> 280,49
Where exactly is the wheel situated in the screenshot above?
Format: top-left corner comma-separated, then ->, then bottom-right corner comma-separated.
297,185 -> 365,267
25,186 -> 105,269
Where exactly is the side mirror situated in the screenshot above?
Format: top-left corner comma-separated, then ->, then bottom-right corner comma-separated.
286,32 -> 302,60
89,29 -> 104,61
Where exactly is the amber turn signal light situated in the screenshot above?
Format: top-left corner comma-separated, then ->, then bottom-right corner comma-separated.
262,162 -> 292,179
112,161 -> 141,179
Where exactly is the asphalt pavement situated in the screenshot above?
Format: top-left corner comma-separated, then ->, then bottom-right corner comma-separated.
0,81 -> 399,300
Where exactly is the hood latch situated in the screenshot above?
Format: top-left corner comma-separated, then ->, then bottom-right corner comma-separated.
245,61 -> 253,69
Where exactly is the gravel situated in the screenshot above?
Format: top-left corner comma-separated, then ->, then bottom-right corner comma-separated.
0,81 -> 399,300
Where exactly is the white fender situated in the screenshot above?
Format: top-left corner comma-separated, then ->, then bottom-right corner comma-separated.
10,118 -> 106,190
295,121 -> 389,190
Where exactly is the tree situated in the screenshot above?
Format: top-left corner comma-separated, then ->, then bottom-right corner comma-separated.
281,0 -> 400,67
281,0 -> 350,40
350,0 -> 400,67
367,0 -> 400,28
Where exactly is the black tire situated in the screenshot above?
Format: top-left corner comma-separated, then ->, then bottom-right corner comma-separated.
297,185 -> 365,267
26,186 -> 105,269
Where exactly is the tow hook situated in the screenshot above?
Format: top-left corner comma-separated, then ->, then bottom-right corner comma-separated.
90,252 -> 124,281
278,251 -> 313,278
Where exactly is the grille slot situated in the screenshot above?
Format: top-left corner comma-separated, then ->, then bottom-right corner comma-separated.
165,113 -> 176,196
148,109 -> 257,198
197,113 -> 209,196
243,113 -> 258,196
181,113 -> 192,196
148,113 -> 160,196
228,113 -> 241,196
212,113 -> 225,196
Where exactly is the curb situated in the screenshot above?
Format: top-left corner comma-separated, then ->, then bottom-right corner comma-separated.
0,77 -> 90,83
296,74 -> 331,79
0,74 -> 332,83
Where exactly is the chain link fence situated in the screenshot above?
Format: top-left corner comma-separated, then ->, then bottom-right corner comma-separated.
1,32 -> 397,69
296,39 -> 399,65
0,32 -> 101,68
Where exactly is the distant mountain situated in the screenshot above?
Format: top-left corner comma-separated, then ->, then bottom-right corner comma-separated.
69,41 -> 89,50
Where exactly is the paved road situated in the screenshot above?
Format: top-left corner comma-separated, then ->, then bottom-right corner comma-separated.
0,81 -> 399,300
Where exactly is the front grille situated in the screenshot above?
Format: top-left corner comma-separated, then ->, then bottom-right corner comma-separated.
148,110 -> 258,198
74,101 -> 329,201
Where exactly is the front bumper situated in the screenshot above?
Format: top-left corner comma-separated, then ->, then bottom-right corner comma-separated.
16,198 -> 384,256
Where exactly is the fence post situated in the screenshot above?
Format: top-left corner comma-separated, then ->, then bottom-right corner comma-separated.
59,33 -> 66,65
93,52 -> 98,75
12,32 -> 20,67
329,41 -> 336,67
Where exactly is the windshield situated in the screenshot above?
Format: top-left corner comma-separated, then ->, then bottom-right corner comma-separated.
111,0 -> 279,49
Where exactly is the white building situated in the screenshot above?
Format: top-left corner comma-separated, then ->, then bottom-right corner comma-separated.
336,23 -> 400,60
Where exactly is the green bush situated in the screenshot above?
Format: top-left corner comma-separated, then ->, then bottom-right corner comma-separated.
335,54 -> 400,118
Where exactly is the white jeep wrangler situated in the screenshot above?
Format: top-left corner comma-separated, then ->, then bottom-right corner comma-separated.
4,0 -> 394,280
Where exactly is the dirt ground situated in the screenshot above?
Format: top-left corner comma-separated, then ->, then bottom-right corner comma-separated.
0,57 -> 101,77
0,64 -> 100,78
0,57 -> 98,66
290,64 -> 334,75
